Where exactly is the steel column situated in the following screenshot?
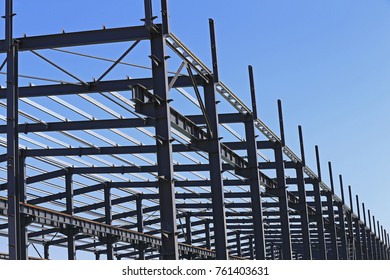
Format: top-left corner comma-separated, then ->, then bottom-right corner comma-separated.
136,195 -> 145,260
5,0 -> 20,260
274,100 -> 292,259
355,195 -> 365,259
104,186 -> 114,260
337,175 -> 348,259
185,214 -> 192,245
236,231 -> 242,257
204,219 -> 211,250
326,162 -> 338,259
244,66 -> 266,260
369,211 -> 377,260
248,236 -> 254,260
148,7 -> 178,259
295,126 -> 312,260
18,154 -> 28,259
202,19 -> 228,260
65,170 -> 75,260
363,203 -> 372,260
312,146 -> 326,259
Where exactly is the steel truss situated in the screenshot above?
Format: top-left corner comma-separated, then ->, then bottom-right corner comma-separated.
0,0 -> 389,260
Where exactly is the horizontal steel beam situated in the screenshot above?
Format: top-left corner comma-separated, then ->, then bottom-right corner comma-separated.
0,75 -> 199,99
0,197 -> 226,259
0,25 -> 150,52
0,118 -> 154,134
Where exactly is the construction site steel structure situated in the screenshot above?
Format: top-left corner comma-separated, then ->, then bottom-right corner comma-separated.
0,0 -> 389,260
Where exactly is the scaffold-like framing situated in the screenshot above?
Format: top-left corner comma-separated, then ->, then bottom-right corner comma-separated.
0,0 -> 389,260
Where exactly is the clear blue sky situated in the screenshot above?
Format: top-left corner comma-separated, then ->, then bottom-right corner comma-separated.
2,0 -> 390,243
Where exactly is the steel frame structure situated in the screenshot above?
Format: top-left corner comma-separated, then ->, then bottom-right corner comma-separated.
0,0 -> 389,260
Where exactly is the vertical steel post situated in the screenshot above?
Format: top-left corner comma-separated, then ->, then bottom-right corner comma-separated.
348,187 -> 361,259
245,65 -> 266,260
205,19 -> 228,259
148,2 -> 178,259
326,162 -> 338,259
313,146 -> 326,259
355,195 -> 364,259
185,213 -> 192,245
18,154 -> 28,259
386,232 -> 390,260
337,175 -> 348,259
5,0 -> 20,260
275,100 -> 292,260
143,0 -> 153,28
185,213 -> 192,259
357,196 -> 367,259
373,215 -> 379,259
248,235 -> 254,260
136,195 -> 145,260
296,126 -> 312,260
44,244 -> 50,260
236,231 -> 242,257
65,170 -> 75,260
384,229 -> 389,260
381,225 -> 386,260
363,203 -> 372,260
368,211 -> 377,260
204,219 -> 211,250
160,0 -> 170,35
377,221 -> 383,260
104,185 -> 113,260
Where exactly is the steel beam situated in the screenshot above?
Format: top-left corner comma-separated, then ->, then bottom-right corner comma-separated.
0,118 -> 155,134
0,75 -> 198,99
0,26 -> 151,52
0,197 -> 222,259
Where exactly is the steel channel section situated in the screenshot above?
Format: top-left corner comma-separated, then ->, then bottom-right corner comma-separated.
149,27 -> 178,259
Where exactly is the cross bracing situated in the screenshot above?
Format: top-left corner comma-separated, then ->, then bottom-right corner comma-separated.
0,0 -> 388,260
